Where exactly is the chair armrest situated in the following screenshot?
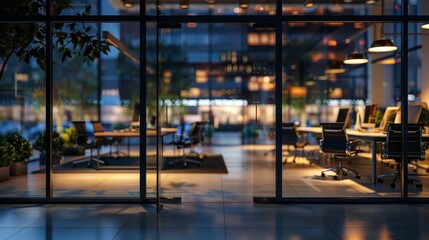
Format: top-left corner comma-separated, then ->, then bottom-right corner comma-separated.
347,140 -> 361,155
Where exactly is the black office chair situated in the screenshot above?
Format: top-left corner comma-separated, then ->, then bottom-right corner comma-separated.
91,121 -> 116,158
72,121 -> 105,168
319,123 -> 361,180
376,124 -> 425,189
169,121 -> 207,167
281,123 -> 309,164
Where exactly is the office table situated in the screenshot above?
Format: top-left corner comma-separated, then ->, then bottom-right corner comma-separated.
298,127 -> 429,183
94,128 -> 177,169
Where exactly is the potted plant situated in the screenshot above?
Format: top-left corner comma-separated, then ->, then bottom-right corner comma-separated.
0,136 -> 14,181
33,132 -> 64,165
0,133 -> 33,176
61,127 -> 85,155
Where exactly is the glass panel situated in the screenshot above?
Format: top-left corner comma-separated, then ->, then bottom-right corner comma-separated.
282,0 -> 400,16
282,21 -> 403,198
54,0 -> 139,16
157,23 -> 275,202
147,0 -> 276,15
408,22 -> 428,197
52,22 -> 140,198
146,22 -> 159,200
0,1 -> 46,16
0,23 -> 46,197
409,0 -> 426,15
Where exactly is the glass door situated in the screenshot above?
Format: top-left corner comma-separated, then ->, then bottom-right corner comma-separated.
157,22 -> 276,202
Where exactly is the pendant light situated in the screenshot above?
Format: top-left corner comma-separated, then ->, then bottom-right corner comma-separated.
239,0 -> 249,9
368,38 -> 397,53
325,60 -> 346,74
422,23 -> 429,30
344,51 -> 368,64
304,0 -> 314,8
180,0 -> 189,9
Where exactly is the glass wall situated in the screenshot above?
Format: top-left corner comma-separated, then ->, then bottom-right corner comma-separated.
2,0 -> 429,203
51,22 -> 140,198
0,23 -> 46,197
156,23 -> 276,202
281,21 -> 406,198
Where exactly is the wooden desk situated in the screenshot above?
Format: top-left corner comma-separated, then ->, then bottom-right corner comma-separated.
94,128 -> 177,169
298,126 -> 429,183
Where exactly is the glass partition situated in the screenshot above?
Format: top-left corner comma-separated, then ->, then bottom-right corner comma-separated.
408,22 -> 429,198
281,21 -> 404,198
52,22 -> 140,198
282,0 -> 401,16
0,23 -> 46,197
157,22 -> 276,202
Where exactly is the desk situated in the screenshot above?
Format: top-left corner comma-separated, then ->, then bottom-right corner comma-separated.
94,128 -> 177,169
298,127 -> 429,183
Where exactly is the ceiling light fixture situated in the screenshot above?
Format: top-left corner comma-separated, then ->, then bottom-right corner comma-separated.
422,23 -> 429,30
180,0 -> 189,9
343,51 -> 368,64
304,0 -> 314,8
239,0 -> 249,9
325,60 -> 346,74
368,38 -> 397,53
366,0 -> 376,4
103,31 -> 140,64
122,0 -> 134,8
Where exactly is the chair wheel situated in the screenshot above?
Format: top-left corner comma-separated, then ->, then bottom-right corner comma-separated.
416,184 -> 423,189
377,178 -> 383,183
390,183 -> 396,188
355,175 -> 361,179
321,172 -> 325,177
333,175 -> 338,180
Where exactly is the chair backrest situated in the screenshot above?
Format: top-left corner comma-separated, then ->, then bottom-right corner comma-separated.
91,121 -> 105,143
72,121 -> 89,145
281,123 -> 298,146
320,123 -> 349,154
383,124 -> 425,161
188,121 -> 207,145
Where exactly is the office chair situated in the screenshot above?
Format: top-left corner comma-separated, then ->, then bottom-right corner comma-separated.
72,121 -> 105,168
319,123 -> 361,180
169,121 -> 207,168
281,123 -> 309,164
376,124 -> 425,189
91,121 -> 116,158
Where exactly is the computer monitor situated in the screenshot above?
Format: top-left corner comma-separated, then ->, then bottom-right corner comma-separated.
336,107 -> 351,126
361,104 -> 378,128
131,103 -> 140,128
379,106 -> 400,132
394,104 -> 423,124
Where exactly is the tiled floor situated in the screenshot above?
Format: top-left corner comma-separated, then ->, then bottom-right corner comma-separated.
1,203 -> 429,239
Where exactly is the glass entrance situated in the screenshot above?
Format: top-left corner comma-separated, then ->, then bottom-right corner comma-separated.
157,22 -> 276,202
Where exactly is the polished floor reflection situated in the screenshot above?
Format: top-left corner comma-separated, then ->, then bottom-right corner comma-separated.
1,203 -> 429,240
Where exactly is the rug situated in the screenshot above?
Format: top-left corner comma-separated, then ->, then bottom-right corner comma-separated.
32,154 -> 228,174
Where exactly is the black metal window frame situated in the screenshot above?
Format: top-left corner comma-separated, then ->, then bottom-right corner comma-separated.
0,0 -> 428,204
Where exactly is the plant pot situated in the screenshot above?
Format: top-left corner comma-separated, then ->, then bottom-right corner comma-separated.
39,153 -> 63,165
63,146 -> 85,156
0,166 -> 10,182
10,161 -> 27,176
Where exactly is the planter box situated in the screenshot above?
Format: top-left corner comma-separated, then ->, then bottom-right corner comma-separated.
63,146 -> 85,156
39,153 -> 63,165
10,161 -> 27,176
0,166 -> 10,182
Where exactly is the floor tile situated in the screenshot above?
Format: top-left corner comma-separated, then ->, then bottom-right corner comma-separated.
5,227 -> 120,240
226,227 -> 341,240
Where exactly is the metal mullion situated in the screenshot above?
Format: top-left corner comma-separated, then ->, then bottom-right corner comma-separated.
45,0 -> 53,200
401,0 -> 409,200
140,0 -> 147,202
275,0 -> 283,201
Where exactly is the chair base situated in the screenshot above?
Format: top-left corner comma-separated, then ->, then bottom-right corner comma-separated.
321,160 -> 360,180
167,155 -> 203,168
376,170 -> 423,189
